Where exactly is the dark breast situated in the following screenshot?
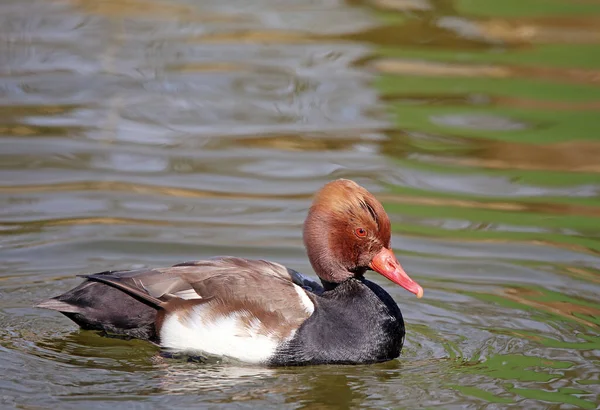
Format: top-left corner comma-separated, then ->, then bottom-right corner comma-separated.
270,278 -> 405,366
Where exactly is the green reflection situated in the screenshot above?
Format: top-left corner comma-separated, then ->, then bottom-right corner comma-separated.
451,354 -> 596,408
462,284 -> 600,333
449,384 -> 513,403
388,104 -> 600,143
508,385 -> 597,409
392,221 -> 600,253
408,324 -> 464,359
384,183 -> 600,209
386,154 -> 600,188
380,44 -> 600,69
496,329 -> 600,350
463,354 -> 572,382
385,201 -> 600,234
377,75 -> 600,103
456,0 -> 600,17
35,330 -> 159,372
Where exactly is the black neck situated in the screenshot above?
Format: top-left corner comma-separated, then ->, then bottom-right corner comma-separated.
320,272 -> 366,291
319,279 -> 338,291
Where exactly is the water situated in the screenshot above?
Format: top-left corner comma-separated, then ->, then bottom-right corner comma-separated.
1,0 -> 600,408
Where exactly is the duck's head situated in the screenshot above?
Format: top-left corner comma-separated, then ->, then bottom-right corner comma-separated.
303,179 -> 423,298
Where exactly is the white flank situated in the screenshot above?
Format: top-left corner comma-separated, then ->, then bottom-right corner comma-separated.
293,284 -> 315,315
160,306 -> 281,364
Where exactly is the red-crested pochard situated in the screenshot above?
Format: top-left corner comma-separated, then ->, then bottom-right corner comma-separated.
37,179 -> 423,366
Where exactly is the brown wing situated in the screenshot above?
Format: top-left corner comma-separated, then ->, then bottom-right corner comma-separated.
83,256 -> 318,340
174,257 -> 323,293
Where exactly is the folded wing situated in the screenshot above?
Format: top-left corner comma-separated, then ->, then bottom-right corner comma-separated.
74,257 -> 320,360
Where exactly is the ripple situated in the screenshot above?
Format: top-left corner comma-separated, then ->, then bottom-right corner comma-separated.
1,0 -> 600,408
430,113 -> 529,131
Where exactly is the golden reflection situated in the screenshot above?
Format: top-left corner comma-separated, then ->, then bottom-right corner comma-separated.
371,58 -> 600,86
514,66 -> 600,86
0,181 -> 311,200
477,17 -> 600,45
372,59 -> 510,78
0,125 -> 38,136
367,0 -> 432,11
166,62 -> 251,73
492,96 -> 600,111
222,134 -> 368,151
564,267 -> 600,284
516,240 -> 596,256
463,140 -> 600,173
379,193 -> 600,218
0,124 -> 86,137
0,105 -> 77,116
64,0 -> 249,23
188,30 -> 318,45
346,22 -> 491,49
2,176 -> 599,222
380,193 -> 521,210
503,287 -> 599,329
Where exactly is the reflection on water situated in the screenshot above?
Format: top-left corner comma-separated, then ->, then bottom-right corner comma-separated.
1,0 -> 600,408
155,359 -> 277,394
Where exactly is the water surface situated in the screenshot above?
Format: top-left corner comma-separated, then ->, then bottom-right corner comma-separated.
1,0 -> 600,408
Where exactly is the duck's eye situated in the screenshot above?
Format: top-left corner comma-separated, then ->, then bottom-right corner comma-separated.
355,227 -> 367,237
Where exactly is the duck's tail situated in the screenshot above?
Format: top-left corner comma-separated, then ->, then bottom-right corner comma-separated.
35,278 -> 159,342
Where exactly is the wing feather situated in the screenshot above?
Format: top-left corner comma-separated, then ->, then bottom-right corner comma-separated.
80,257 -> 320,338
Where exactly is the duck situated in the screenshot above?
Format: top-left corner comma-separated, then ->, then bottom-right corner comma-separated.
36,179 -> 423,366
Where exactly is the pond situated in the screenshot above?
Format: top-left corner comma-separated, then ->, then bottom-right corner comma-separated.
1,0 -> 599,408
